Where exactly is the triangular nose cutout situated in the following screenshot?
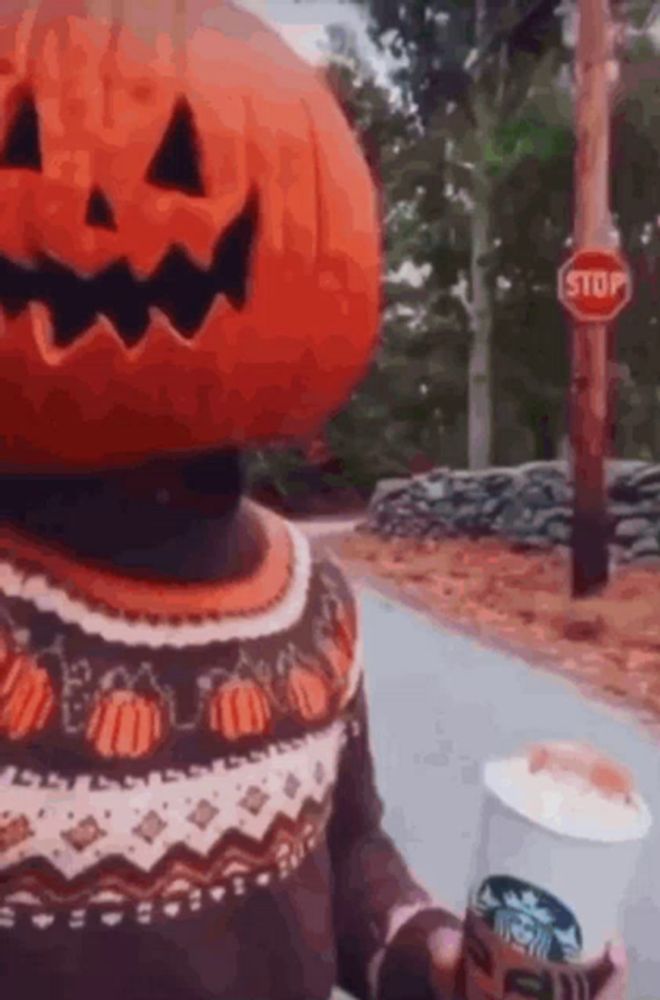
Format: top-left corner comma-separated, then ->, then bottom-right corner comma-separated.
1,92 -> 42,170
85,187 -> 118,230
146,97 -> 205,196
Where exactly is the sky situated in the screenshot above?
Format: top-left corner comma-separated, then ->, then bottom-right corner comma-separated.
246,1 -> 660,64
240,0 -> 373,64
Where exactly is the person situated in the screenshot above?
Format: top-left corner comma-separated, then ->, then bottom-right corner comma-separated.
0,450 -> 627,1000
0,2 -> 627,998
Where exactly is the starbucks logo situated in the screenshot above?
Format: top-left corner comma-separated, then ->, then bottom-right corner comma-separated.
472,875 -> 583,963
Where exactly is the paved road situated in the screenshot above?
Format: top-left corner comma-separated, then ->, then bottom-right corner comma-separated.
356,584 -> 660,1000
296,514 -> 363,539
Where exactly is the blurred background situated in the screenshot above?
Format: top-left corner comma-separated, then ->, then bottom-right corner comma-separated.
241,0 -> 660,515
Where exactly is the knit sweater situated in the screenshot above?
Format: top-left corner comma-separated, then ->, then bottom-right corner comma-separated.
0,499 -> 452,1000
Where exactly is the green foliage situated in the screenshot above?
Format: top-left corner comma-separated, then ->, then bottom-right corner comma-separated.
485,116 -> 572,175
272,0 -> 660,497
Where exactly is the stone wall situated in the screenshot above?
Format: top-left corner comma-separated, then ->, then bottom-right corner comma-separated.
362,461 -> 660,566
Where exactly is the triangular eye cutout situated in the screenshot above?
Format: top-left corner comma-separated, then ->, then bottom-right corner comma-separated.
85,187 -> 118,230
146,97 -> 205,197
1,92 -> 41,170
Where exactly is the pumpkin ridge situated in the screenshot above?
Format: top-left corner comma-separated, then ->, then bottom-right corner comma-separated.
130,695 -> 144,757
228,685 -> 241,738
254,681 -> 271,734
0,657 -> 23,699
153,699 -> 163,743
109,693 -> 126,755
218,684 -> 233,739
301,99 -> 323,267
33,677 -> 54,732
4,670 -> 34,735
10,676 -> 36,736
87,699 -> 103,745
246,687 -> 260,733
13,670 -> 51,738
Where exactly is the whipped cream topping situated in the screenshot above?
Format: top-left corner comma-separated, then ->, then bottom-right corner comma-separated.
485,752 -> 652,843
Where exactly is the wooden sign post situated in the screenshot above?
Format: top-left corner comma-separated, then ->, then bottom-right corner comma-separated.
561,0 -> 631,599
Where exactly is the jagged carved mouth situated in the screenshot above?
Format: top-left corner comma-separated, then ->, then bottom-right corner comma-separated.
0,191 -> 259,348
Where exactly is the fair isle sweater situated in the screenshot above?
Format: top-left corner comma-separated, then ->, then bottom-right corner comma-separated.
0,499 -> 453,1000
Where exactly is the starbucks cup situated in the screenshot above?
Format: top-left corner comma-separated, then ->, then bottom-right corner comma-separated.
465,742 -> 652,972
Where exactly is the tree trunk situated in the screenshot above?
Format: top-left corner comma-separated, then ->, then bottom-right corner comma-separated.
467,0 -> 494,471
651,385 -> 660,460
467,184 -> 494,469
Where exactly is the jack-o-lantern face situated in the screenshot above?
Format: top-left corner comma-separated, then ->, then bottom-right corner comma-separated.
0,0 -> 380,470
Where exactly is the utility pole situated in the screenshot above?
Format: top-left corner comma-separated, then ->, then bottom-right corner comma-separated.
606,21 -> 623,460
569,0 -> 615,598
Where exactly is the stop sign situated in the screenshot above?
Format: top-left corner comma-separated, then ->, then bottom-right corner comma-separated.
558,248 -> 632,322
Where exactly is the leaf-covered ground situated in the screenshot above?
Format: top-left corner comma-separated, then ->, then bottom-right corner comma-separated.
328,531 -> 660,734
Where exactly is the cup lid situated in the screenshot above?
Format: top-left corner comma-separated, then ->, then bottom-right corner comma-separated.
484,742 -> 653,843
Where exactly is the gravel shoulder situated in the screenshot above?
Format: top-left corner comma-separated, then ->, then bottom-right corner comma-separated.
306,525 -> 660,741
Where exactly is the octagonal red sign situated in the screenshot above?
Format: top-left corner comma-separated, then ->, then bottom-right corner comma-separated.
558,248 -> 632,322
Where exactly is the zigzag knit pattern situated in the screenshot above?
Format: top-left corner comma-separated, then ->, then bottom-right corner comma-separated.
0,503 -> 362,939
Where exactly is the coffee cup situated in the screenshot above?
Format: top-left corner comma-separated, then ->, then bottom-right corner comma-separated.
462,741 -> 651,997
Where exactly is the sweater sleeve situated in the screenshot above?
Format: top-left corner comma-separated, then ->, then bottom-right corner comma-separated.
327,674 -> 461,1000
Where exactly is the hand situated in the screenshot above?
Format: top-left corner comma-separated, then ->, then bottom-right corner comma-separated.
592,938 -> 628,1000
427,922 -> 463,998
428,922 -> 628,1000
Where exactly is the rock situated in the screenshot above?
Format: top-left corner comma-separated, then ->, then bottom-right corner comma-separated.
631,554 -> 660,568
421,478 -> 451,501
610,502 -> 651,521
615,518 -> 653,541
630,534 -> 660,558
363,460 -> 660,553
609,544 -> 627,566
370,478 -> 410,507
546,516 -> 571,544
426,466 -> 452,482
483,497 -> 505,516
630,465 -> 660,494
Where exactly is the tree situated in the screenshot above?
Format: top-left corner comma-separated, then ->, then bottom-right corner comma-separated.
609,29 -> 660,457
279,0 -> 660,492
319,0 -> 660,466
247,22 -> 446,502
326,0 -> 573,468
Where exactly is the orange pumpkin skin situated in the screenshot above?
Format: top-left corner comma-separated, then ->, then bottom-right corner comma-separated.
287,666 -> 330,722
86,690 -> 165,758
208,679 -> 271,741
0,652 -> 55,740
0,2 -> 380,471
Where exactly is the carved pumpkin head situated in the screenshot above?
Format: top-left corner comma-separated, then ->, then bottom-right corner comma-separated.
0,0 -> 380,470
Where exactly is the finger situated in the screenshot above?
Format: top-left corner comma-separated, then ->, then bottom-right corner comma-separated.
594,937 -> 629,1000
428,926 -> 463,996
607,935 -> 628,972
